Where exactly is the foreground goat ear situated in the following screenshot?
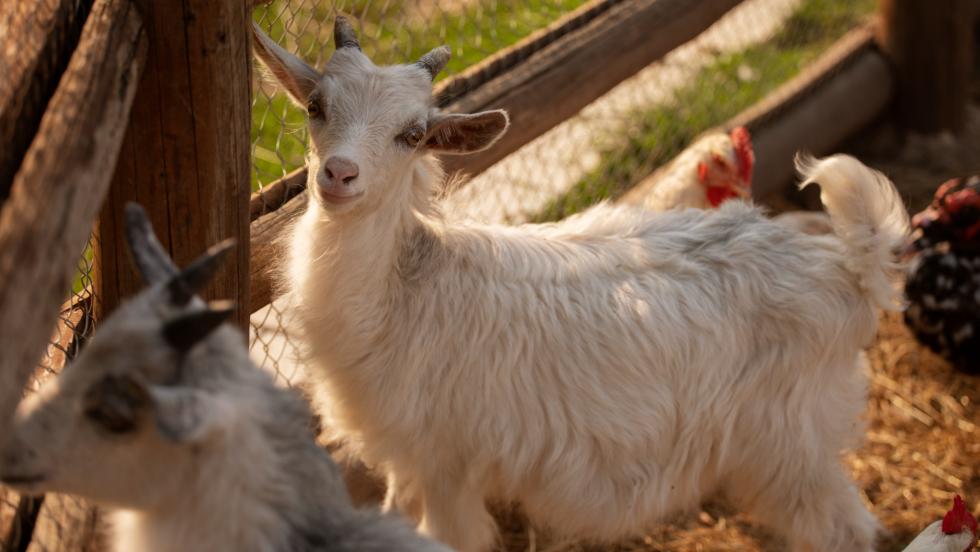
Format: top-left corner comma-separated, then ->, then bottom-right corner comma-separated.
147,385 -> 237,444
162,301 -> 235,354
124,203 -> 179,285
251,22 -> 320,105
424,110 -> 509,154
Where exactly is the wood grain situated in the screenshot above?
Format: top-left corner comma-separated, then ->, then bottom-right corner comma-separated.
878,0 -> 974,133
95,0 -> 252,329
439,0 -> 745,178
0,0 -> 145,468
0,0 -> 90,203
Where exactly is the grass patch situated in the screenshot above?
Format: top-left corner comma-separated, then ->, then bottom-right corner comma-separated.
251,0 -> 588,189
530,0 -> 875,222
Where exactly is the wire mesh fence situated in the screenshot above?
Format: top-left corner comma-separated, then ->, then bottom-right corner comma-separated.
1,0 -> 879,549
247,0 -> 876,390
1,236 -> 99,552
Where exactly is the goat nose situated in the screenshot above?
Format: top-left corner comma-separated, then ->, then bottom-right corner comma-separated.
323,156 -> 359,185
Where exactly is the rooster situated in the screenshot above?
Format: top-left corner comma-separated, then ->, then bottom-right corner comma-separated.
902,495 -> 978,552
904,175 -> 980,373
641,126 -> 754,212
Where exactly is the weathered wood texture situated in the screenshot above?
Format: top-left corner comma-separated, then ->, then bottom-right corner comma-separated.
250,166 -> 306,222
877,0 -> 974,133
95,0 -> 252,328
0,0 -> 90,204
622,25 -> 893,206
0,0 -> 145,452
440,0 -> 745,178
246,0 -> 745,313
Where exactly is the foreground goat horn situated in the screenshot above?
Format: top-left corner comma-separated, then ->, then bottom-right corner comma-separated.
162,301 -> 236,354
124,203 -> 179,285
417,46 -> 451,80
168,239 -> 236,306
334,16 -> 361,50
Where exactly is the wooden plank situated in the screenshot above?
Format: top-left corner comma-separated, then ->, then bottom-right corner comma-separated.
95,0 -> 252,329
432,0 -> 621,107
440,0 -> 745,178
0,0 -> 146,461
250,166 -> 306,222
0,0 -> 90,204
622,24 -> 893,206
877,0 -> 974,133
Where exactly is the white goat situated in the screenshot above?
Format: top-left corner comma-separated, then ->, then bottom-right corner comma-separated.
0,204 -> 452,552
255,18 -> 909,552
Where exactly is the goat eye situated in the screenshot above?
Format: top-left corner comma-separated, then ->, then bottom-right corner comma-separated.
83,375 -> 148,434
306,100 -> 322,120
401,126 -> 425,148
85,403 -> 139,434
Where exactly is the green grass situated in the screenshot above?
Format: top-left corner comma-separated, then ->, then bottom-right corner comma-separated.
530,0 -> 876,222
251,0 -> 588,189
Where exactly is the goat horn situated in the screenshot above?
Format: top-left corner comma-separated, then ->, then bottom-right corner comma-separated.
168,239 -> 236,306
162,301 -> 235,354
124,203 -> 179,285
416,46 -> 451,80
333,16 -> 361,51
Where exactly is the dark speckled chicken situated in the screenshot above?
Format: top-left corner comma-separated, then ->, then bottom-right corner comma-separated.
904,176 -> 980,373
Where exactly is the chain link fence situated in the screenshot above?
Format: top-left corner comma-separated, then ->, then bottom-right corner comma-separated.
2,0 -> 877,549
247,0 -> 876,390
1,235 -> 99,552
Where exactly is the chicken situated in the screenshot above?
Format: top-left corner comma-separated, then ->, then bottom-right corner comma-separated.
641,126 -> 754,211
638,126 -> 833,235
902,495 -> 978,552
904,175 -> 980,373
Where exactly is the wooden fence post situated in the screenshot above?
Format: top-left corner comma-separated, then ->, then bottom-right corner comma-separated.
94,0 -> 252,328
877,0 -> 974,133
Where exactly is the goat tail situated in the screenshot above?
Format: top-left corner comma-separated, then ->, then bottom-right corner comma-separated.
795,153 -> 910,311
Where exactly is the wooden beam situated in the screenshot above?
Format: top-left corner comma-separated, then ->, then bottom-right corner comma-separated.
440,0 -> 745,178
250,166 -> 306,222
95,0 -> 252,329
622,24 -> 893,206
0,0 -> 90,204
0,0 -> 145,452
877,0 -> 974,133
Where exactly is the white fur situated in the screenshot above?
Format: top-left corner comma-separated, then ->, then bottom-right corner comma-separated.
287,154 -> 905,552
796,153 -> 911,310
256,24 -> 908,552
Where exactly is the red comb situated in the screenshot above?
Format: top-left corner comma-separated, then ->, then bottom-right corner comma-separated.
697,162 -> 709,184
729,127 -> 754,185
942,495 -> 979,536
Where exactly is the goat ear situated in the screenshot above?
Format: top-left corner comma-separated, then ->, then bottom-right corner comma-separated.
147,385 -> 237,444
162,301 -> 235,354
124,203 -> 178,285
424,110 -> 509,155
251,22 -> 320,105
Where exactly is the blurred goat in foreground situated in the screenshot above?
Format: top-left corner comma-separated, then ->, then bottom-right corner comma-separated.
0,204 -> 450,552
